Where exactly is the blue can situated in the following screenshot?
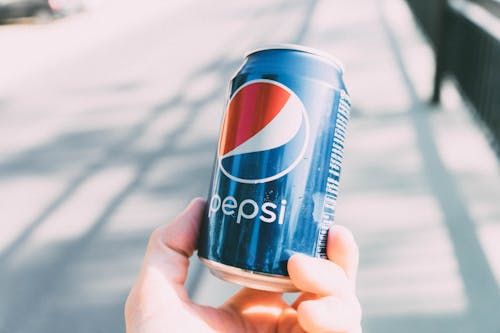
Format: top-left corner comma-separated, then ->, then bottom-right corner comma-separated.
198,45 -> 350,292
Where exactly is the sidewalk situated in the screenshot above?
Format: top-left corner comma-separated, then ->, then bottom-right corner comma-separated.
0,0 -> 499,332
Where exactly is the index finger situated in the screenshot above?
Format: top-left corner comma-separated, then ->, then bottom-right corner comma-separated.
287,225 -> 359,296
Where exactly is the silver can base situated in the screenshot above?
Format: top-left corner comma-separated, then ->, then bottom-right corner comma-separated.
200,258 -> 298,293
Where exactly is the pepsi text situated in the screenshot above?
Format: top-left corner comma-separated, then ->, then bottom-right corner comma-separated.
208,193 -> 287,225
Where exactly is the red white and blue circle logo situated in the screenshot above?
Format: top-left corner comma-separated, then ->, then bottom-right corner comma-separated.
218,79 -> 309,184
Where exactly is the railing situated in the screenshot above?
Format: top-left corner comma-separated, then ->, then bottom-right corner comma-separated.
405,0 -> 500,146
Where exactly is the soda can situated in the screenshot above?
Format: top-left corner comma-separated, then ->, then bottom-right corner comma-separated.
198,44 -> 350,292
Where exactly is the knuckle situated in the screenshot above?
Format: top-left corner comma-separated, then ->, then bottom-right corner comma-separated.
149,227 -> 165,244
150,228 -> 160,241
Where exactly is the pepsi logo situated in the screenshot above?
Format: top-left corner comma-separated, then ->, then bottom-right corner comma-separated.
218,79 -> 309,183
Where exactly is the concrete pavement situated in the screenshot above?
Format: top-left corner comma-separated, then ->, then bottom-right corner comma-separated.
0,0 -> 499,332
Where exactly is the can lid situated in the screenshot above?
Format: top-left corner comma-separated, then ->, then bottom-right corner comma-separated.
245,44 -> 345,74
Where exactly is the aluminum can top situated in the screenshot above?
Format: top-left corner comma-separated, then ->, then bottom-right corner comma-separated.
246,44 -> 345,73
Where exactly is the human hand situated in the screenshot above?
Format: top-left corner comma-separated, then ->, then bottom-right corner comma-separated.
125,198 -> 362,332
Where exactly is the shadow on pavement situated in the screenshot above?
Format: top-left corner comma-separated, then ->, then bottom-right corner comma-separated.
0,52 -> 239,331
373,0 -> 500,331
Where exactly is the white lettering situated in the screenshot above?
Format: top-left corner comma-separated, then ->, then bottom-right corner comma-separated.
208,194 -> 221,217
260,202 -> 277,223
222,196 -> 237,215
208,194 -> 287,225
278,200 -> 287,225
237,199 -> 258,224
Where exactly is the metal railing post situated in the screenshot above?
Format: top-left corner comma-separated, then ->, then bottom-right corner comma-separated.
431,0 -> 449,104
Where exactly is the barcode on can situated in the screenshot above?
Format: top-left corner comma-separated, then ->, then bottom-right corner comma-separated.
316,90 -> 350,258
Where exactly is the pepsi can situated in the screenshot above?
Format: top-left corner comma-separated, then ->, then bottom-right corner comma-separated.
198,45 -> 350,292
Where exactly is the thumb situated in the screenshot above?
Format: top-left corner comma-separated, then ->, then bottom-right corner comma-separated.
143,197 -> 206,293
125,198 -> 208,331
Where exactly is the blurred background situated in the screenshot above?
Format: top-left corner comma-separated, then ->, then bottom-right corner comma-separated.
0,0 -> 499,332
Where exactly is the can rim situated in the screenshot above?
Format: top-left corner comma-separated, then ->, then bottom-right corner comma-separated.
245,44 -> 345,74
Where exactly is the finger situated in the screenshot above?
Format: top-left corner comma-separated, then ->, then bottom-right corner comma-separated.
144,197 -> 206,288
288,254 -> 352,298
297,295 -> 362,333
327,226 -> 359,284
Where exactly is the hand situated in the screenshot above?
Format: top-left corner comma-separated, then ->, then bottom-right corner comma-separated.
125,198 -> 362,333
